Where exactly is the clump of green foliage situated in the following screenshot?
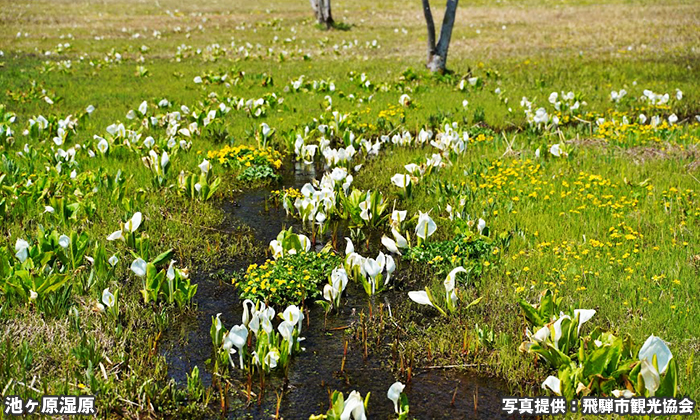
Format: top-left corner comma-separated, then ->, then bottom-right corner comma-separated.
237,164 -> 279,181
404,233 -> 496,280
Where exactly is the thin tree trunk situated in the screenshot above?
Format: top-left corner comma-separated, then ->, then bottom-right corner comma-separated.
421,0 -> 436,62
310,0 -> 334,28
424,0 -> 459,73
322,0 -> 334,28
435,0 -> 458,63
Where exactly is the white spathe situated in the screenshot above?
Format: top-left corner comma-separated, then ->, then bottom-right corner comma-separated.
640,359 -> 661,396
340,390 -> 367,420
573,309 -> 596,335
550,143 -> 562,157
542,376 -> 561,396
102,288 -> 115,308
477,218 -> 486,235
638,335 -> 673,375
278,320 -> 295,355
130,258 -> 147,277
415,211 -> 437,240
532,326 -> 550,343
107,230 -> 124,241
408,291 -> 433,307
198,159 -> 211,174
391,228 -> 408,248
363,258 -> 381,279
58,234 -> 71,249
387,381 -> 405,414
381,235 -> 401,255
125,212 -> 142,233
344,237 -> 354,255
551,313 -> 571,348
444,266 -> 467,293
391,173 -> 411,189
612,389 -> 635,398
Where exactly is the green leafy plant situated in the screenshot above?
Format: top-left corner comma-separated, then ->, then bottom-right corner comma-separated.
256,123 -> 274,148
237,164 -> 278,181
519,289 -> 679,400
268,227 -> 312,259
342,189 -> 389,228
1,234 -> 74,309
178,161 -> 222,202
141,149 -> 171,187
162,260 -> 198,307
404,232 -> 495,278
408,267 -> 483,317
475,323 -> 496,349
186,366 -> 204,402
132,250 -> 196,306
212,303 -> 303,379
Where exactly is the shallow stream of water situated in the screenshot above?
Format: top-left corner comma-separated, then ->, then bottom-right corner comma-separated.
162,162 -> 517,419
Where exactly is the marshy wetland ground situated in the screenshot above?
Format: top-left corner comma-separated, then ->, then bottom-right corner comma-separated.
0,0 -> 699,418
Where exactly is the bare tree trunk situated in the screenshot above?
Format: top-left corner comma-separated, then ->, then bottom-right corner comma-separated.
322,0 -> 333,27
422,0 -> 437,63
310,0 -> 334,28
423,0 -> 459,73
310,0 -> 321,22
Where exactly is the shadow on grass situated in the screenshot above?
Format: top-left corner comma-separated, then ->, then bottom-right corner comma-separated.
314,20 -> 353,31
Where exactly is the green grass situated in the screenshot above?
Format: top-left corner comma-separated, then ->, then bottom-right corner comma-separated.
354,134 -> 700,394
0,0 -> 699,418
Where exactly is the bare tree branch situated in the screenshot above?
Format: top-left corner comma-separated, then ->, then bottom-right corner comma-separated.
421,0 -> 436,61
436,0 -> 459,58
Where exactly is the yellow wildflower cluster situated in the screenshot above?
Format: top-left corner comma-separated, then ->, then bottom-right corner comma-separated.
512,232 -> 641,294
207,144 -> 283,170
470,133 -> 495,144
378,104 -> 405,120
466,159 -> 651,219
271,187 -> 302,200
237,258 -> 303,305
551,112 -> 572,125
478,156 -> 696,309
356,122 -> 378,131
596,118 -> 700,146
427,255 -> 444,265
608,222 -> 642,242
476,159 -> 544,194
235,252 -> 341,306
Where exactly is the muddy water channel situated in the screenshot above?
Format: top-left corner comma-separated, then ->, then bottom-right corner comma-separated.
162,163 -> 515,419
